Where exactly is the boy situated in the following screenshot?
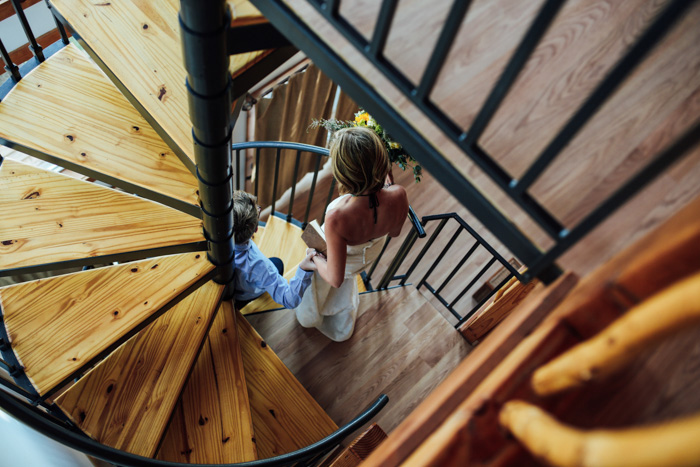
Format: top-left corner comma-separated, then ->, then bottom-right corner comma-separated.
232,190 -> 316,308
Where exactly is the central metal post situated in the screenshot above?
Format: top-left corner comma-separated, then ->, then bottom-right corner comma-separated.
180,0 -> 235,286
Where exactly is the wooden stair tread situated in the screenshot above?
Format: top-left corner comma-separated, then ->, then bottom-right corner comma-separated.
54,280 -> 223,457
49,0 -> 271,166
158,300 -> 257,463
237,310 -> 337,458
0,44 -> 199,212
256,215 -> 307,277
0,160 -> 204,273
0,252 -> 213,395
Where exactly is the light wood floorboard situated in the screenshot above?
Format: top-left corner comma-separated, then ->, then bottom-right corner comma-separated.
0,44 -> 198,209
247,286 -> 472,436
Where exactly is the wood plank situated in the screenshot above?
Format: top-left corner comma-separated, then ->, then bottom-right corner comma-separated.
325,423 -> 387,467
237,309 -> 337,458
0,160 -> 204,272
157,300 -> 257,463
256,215 -> 308,277
459,277 -> 539,343
280,0 -> 700,279
0,44 -> 199,210
49,0 -> 268,165
54,280 -> 223,457
0,252 -> 213,395
360,273 -> 577,467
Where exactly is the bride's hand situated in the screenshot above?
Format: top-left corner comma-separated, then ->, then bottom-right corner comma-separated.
300,249 -> 318,272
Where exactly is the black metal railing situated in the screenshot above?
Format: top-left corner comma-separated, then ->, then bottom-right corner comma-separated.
250,0 -> 700,286
0,386 -> 387,467
0,0 -> 69,99
367,212 -> 523,328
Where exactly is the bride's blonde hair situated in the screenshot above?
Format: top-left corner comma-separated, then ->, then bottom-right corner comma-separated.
330,127 -> 390,195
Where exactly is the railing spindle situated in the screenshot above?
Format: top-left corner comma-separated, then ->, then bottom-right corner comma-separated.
434,240 -> 479,295
376,229 -> 418,289
271,147 -> 281,216
449,256 -> 498,308
414,0 -> 473,102
234,149 -> 241,191
417,225 -> 462,289
512,0 -> 693,196
456,273 -> 513,327
303,155 -> 323,228
0,38 -> 21,82
10,0 -> 45,62
369,0 -> 399,58
287,150 -> 302,222
254,147 -> 260,198
463,0 -> 565,147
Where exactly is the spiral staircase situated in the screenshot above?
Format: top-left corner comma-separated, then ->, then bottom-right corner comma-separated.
0,1 -> 383,465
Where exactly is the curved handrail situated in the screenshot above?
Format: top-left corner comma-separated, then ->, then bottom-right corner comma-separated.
0,390 -> 388,467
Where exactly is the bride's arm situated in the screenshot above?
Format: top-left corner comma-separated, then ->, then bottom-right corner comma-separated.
312,211 -> 347,288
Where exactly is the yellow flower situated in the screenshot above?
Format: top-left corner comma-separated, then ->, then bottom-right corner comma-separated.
389,141 -> 400,149
354,112 -> 370,124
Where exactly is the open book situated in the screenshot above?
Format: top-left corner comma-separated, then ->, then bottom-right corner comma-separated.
301,219 -> 327,256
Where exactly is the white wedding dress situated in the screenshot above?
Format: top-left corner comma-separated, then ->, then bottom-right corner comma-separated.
295,194 -> 387,342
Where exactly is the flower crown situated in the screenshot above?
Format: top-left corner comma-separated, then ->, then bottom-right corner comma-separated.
310,109 -> 422,182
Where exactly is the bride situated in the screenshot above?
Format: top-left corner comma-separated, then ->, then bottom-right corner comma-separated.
295,126 -> 409,341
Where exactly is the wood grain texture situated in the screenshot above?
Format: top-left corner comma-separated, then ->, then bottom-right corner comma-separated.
247,286 -> 472,440
361,273 -> 577,467
48,0 -> 268,165
283,0 -> 700,280
326,423 -> 387,467
54,280 -> 223,457
157,300 -> 257,464
0,252 -> 213,395
256,215 -> 308,277
237,309 -> 337,458
0,44 -> 199,207
0,160 -> 204,271
459,278 -> 539,343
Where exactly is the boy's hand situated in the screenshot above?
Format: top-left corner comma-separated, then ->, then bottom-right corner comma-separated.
300,249 -> 318,272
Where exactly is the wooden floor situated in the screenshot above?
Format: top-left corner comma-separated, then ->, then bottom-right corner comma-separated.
246,286 -> 472,435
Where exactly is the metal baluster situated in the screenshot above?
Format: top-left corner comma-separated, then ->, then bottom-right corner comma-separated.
44,0 -> 70,45
303,155 -> 323,228
434,240 -> 479,295
463,0 -> 565,146
234,148 -> 241,191
512,0 -> 692,196
270,147 -> 281,216
376,229 -> 418,290
449,257 -> 498,308
287,150 -> 302,222
402,217 -> 448,286
414,0 -> 473,102
10,0 -> 45,62
368,0 -> 399,58
364,236 -> 391,286
417,224 -> 462,289
0,38 -> 21,82
254,147 -> 260,198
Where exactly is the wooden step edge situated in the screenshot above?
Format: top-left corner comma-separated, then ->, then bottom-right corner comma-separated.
237,310 -> 337,458
55,280 -> 225,457
156,300 -> 258,463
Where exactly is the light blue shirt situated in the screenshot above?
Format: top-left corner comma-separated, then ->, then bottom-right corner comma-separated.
233,239 -> 313,309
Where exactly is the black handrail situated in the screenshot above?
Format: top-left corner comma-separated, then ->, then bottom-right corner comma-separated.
0,389 -> 388,467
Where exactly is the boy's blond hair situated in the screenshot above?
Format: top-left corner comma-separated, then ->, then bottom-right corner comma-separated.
331,126 -> 391,195
233,191 -> 259,244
